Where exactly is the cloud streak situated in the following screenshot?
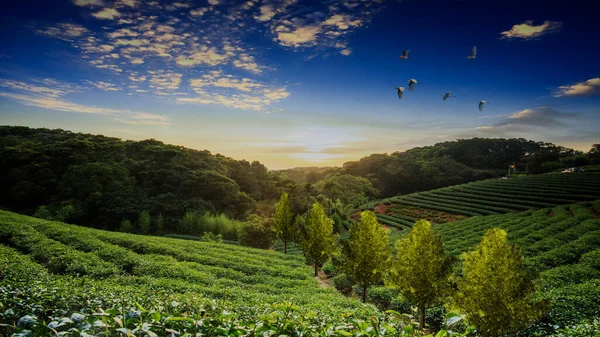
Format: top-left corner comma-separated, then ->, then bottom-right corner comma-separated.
555,77 -> 600,97
500,20 -> 562,40
0,79 -> 169,125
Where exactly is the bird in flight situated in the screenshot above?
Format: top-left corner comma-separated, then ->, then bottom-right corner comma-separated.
467,46 -> 477,59
396,87 -> 406,99
408,79 -> 419,91
400,50 -> 410,60
478,100 -> 489,111
443,92 -> 454,100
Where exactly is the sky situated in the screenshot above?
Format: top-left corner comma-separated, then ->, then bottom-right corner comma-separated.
0,0 -> 599,170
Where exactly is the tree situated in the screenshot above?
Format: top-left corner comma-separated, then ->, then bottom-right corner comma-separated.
388,219 -> 454,330
155,213 -> 164,234
120,219 -> 133,233
138,210 -> 151,234
274,192 -> 294,254
454,228 -> 545,337
298,203 -> 338,277
339,210 -> 391,303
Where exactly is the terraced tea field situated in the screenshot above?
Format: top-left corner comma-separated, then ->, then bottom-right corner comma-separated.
361,173 -> 600,226
433,201 -> 600,326
0,211 -> 375,324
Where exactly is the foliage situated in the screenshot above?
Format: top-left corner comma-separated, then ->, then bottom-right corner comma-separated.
454,228 -> 546,337
339,210 -> 391,302
298,203 -> 338,276
274,192 -> 295,254
389,219 -> 454,329
119,219 -> 133,233
237,214 -> 275,249
0,126 -> 276,231
138,210 -> 151,234
154,213 -> 164,234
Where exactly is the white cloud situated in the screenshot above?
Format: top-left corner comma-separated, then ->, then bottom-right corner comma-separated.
340,48 -> 351,56
189,71 -> 263,92
175,46 -> 231,66
500,20 -> 562,40
93,8 -> 121,20
149,72 -> 183,91
74,0 -> 104,6
255,5 -> 276,21
208,0 -> 220,5
120,0 -> 136,7
260,0 -> 383,53
189,8 -> 209,16
85,80 -> 122,91
37,23 -> 89,41
181,71 -> 289,110
555,77 -> 600,97
277,25 -> 321,47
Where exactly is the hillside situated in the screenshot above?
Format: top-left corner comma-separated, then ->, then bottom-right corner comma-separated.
361,173 -> 600,227
0,211 -> 374,325
434,201 -> 600,328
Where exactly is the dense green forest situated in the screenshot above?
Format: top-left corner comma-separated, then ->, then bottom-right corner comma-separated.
1,126 -> 598,236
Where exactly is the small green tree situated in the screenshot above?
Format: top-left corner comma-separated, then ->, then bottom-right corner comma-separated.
388,219 -> 454,330
298,203 -> 338,277
339,210 -> 391,303
155,213 -> 164,234
120,219 -> 133,233
454,228 -> 545,337
274,192 -> 294,254
138,210 -> 151,234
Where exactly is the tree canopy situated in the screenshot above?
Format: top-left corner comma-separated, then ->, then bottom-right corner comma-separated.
454,228 -> 546,337
298,203 -> 338,276
338,210 -> 391,303
388,219 -> 454,330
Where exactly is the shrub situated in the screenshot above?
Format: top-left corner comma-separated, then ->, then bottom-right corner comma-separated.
321,261 -> 336,277
332,273 -> 352,294
237,215 -> 275,249
368,286 -> 398,310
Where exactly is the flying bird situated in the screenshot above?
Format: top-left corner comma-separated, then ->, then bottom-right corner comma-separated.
408,79 -> 419,91
442,92 -> 454,100
400,50 -> 410,60
467,46 -> 477,59
396,87 -> 406,99
478,100 -> 489,111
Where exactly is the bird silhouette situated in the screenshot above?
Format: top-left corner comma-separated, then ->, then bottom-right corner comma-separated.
396,87 -> 406,99
467,46 -> 477,59
408,79 -> 419,91
443,92 -> 454,100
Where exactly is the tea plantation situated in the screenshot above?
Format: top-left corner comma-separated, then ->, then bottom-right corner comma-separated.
0,210 -> 383,336
360,173 -> 600,226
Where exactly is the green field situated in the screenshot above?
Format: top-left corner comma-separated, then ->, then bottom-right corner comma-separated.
360,173 -> 600,226
0,211 -> 376,329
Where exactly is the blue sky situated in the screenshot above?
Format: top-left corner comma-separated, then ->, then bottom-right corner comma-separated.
1,0 -> 599,169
